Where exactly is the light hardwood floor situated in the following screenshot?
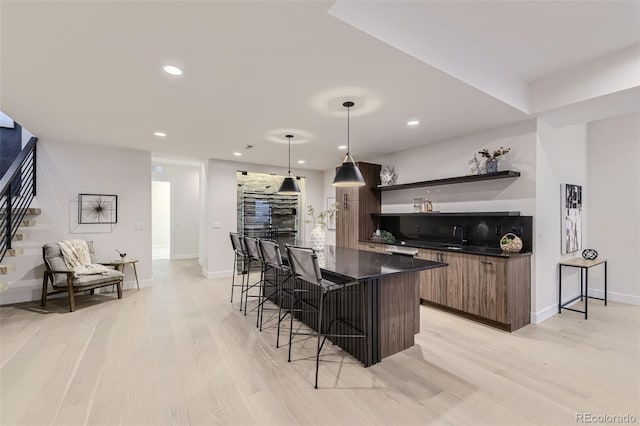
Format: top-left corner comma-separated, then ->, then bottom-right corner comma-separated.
1,259 -> 638,426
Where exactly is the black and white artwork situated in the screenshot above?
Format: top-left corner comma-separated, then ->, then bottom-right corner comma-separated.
561,184 -> 582,254
78,193 -> 118,224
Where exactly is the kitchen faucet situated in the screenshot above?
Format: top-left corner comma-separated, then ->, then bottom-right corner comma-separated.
453,225 -> 467,245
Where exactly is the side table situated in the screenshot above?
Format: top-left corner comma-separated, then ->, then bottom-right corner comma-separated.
104,258 -> 140,290
558,258 -> 607,319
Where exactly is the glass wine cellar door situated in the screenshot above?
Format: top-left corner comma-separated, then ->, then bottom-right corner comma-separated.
237,171 -> 305,245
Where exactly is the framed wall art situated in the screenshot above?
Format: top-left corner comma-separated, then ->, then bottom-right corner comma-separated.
78,193 -> 118,224
561,183 -> 582,254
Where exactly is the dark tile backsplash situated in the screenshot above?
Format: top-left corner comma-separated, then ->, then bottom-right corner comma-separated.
379,214 -> 533,252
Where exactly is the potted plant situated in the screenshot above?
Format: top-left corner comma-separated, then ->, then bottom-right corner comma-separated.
305,203 -> 338,251
478,147 -> 511,173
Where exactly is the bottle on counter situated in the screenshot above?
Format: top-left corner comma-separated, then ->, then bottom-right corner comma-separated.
424,199 -> 433,212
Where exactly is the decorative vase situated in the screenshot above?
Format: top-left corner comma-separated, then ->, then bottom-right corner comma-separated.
310,224 -> 326,252
485,158 -> 499,173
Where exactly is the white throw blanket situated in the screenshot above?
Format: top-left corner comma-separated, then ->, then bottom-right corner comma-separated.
58,239 -> 109,277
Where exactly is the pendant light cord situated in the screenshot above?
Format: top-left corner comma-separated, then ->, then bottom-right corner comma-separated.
347,105 -> 350,155
287,135 -> 292,176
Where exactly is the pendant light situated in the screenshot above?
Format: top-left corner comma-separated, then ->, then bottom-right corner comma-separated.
277,134 -> 301,194
332,101 -> 365,187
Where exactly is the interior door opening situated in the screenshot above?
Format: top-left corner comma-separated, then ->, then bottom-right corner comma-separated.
152,180 -> 171,259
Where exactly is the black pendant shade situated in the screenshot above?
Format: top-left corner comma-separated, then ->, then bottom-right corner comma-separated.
332,101 -> 366,187
278,176 -> 301,195
334,155 -> 365,187
277,134 -> 301,195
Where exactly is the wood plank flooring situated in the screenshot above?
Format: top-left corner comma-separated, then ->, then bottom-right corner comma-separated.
1,259 -> 638,425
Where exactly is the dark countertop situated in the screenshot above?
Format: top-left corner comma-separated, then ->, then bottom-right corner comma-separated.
284,244 -> 447,281
359,239 -> 532,258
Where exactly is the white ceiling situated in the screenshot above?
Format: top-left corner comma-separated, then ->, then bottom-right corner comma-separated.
1,1 -> 637,171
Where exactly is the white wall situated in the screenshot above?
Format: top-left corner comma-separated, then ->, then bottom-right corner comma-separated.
530,44 -> 640,114
152,162 -> 200,259
534,120 -> 589,322
0,140 -> 152,304
587,113 -> 640,304
367,120 -> 537,216
204,159 -> 324,278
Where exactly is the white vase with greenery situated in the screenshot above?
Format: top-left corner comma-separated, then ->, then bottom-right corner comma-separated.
305,204 -> 338,252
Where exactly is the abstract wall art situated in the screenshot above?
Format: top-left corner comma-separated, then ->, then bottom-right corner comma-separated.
561,183 -> 582,254
78,193 -> 118,224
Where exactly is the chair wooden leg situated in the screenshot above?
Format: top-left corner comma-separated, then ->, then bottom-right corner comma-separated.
67,276 -> 76,312
41,274 -> 48,307
117,279 -> 123,299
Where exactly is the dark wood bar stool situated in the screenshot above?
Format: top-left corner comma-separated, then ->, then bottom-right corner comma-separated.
229,233 -> 249,311
285,245 -> 367,389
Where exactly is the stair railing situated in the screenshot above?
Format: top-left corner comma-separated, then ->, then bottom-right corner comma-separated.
0,137 -> 37,263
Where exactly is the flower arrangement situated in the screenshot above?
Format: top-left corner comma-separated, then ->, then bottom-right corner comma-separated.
478,147 -> 511,160
305,203 -> 338,229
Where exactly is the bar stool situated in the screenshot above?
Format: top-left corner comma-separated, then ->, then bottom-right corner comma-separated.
242,236 -> 265,318
285,245 -> 367,389
258,239 -> 294,347
229,233 -> 249,311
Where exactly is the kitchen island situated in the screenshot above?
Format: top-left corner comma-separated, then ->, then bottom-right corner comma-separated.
273,244 -> 446,367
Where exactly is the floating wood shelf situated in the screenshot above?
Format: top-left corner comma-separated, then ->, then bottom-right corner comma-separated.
371,212 -> 521,217
376,170 -> 521,191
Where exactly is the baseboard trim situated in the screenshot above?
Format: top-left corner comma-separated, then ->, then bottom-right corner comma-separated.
171,253 -> 199,260
531,303 -> 559,324
589,288 -> 640,305
532,289 -> 640,324
202,268 -> 233,279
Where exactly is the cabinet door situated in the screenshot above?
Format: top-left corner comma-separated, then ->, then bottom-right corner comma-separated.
417,249 -> 446,304
463,256 -> 482,316
336,199 -> 358,249
479,257 -> 507,322
442,252 -> 468,311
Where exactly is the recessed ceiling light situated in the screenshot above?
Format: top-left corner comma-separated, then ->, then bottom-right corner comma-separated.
154,131 -> 167,137
163,65 -> 183,76
297,160 -> 305,164
338,145 -> 347,150
407,120 -> 420,126
233,152 -> 242,156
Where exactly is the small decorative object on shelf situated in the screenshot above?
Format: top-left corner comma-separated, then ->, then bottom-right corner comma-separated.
500,233 -> 523,253
115,249 -> 127,259
582,248 -> 598,260
468,154 -> 480,175
380,165 -> 398,186
478,147 -> 511,174
423,199 -> 433,212
413,197 -> 424,212
305,204 -> 338,252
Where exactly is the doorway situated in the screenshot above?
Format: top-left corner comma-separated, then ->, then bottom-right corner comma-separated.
152,180 -> 171,259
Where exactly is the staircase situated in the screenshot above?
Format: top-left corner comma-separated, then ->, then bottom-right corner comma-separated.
1,114 -> 40,298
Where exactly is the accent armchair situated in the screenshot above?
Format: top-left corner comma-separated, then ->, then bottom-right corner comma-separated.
41,241 -> 124,312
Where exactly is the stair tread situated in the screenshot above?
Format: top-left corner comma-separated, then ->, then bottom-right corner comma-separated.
0,264 -> 16,274
3,248 -> 24,257
0,207 -> 41,215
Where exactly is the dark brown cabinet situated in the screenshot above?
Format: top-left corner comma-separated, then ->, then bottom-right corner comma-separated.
354,240 -> 531,332
418,250 -> 531,332
335,162 -> 381,249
